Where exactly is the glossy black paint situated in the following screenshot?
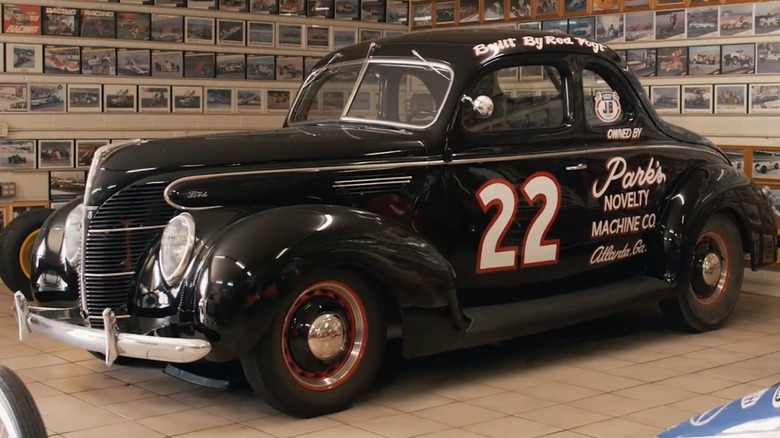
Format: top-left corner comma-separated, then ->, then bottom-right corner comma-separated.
30,29 -> 778,363
30,198 -> 81,304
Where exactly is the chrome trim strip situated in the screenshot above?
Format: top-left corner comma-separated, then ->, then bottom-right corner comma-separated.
89,224 -> 167,234
164,144 -> 724,211
334,176 -> 412,184
83,272 -> 135,278
333,180 -> 412,188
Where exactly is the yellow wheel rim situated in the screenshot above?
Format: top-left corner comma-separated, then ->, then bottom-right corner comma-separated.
19,229 -> 40,280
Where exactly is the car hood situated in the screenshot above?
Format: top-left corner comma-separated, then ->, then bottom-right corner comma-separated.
101,124 -> 428,173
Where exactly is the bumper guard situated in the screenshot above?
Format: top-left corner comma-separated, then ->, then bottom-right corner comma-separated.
13,291 -> 211,366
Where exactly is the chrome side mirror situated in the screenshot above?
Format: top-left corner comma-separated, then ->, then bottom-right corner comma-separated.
461,95 -> 494,119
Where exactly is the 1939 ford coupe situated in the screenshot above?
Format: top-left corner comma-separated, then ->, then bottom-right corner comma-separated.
4,29 -> 778,418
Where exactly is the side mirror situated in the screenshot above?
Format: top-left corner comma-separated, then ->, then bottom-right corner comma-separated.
461,95 -> 494,119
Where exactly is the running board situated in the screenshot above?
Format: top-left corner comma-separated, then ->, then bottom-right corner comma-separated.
461,276 -> 673,348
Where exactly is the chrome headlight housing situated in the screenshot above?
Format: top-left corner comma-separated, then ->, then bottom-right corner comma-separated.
63,204 -> 84,265
160,213 -> 196,285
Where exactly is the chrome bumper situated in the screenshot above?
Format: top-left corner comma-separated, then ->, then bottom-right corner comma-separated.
13,291 -> 211,366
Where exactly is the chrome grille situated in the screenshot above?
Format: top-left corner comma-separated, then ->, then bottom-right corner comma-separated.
83,182 -> 177,328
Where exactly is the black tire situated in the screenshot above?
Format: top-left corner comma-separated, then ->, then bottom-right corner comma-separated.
660,214 -> 744,332
0,209 -> 54,300
241,269 -> 386,418
0,364 -> 47,438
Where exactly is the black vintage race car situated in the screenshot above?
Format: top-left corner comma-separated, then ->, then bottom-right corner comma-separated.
4,29 -> 778,419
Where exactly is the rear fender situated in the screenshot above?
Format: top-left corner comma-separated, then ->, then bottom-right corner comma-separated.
189,205 -> 458,361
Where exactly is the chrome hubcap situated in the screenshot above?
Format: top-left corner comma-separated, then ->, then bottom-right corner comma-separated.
308,313 -> 346,361
700,252 -> 722,287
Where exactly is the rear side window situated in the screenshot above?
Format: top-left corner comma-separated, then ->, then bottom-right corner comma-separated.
462,64 -> 566,132
582,67 -> 629,127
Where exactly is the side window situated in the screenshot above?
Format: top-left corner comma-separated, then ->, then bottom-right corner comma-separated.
582,67 -> 628,127
463,64 -> 565,132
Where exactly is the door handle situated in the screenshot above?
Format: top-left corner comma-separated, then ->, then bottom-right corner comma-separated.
566,163 -> 588,171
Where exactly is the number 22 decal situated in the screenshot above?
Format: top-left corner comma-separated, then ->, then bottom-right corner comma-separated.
475,172 -> 561,273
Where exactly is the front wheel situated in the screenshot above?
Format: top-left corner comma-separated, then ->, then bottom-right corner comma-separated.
241,269 -> 386,418
0,209 -> 54,299
660,214 -> 744,332
0,365 -> 47,438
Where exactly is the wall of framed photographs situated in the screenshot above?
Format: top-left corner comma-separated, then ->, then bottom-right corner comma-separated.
0,0 -> 407,205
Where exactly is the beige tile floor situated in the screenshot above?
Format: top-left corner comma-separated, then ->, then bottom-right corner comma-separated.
1,284 -> 779,438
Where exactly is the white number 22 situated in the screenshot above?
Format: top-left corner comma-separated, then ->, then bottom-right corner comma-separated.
475,173 -> 561,273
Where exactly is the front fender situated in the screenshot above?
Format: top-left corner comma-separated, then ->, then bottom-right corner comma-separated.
31,198 -> 82,304
187,205 -> 457,361
655,164 -> 777,284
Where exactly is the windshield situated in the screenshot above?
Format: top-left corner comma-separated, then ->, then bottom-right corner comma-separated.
288,58 -> 454,129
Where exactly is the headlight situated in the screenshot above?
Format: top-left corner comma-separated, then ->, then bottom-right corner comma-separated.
63,204 -> 84,265
160,213 -> 196,285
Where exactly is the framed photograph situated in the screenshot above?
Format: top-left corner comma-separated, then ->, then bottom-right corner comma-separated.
67,84 -> 102,113
10,202 -> 50,222
682,85 -> 713,114
216,53 -> 246,79
80,9 -> 116,38
188,0 -> 218,8
756,2 -> 780,35
117,12 -> 150,40
248,22 -> 275,46
536,0 -> 559,17
626,48 -> 657,77
6,43 -> 42,73
308,0 -> 334,18
568,17 -> 595,38
650,85 -> 680,114
76,140 -> 108,169
722,148 -> 745,173
267,90 -> 292,112
0,140 -> 36,170
625,12 -> 654,42
656,9 -> 685,40
184,52 -> 215,78
750,84 -> 780,114
278,24 -> 303,47
596,14 -> 624,43
205,88 -> 234,113
623,0 -> 649,9
362,0 -> 386,22
720,4 -> 752,37
564,0 -> 586,15
280,0 -> 305,14
412,2 -> 432,27
117,49 -> 151,77
42,6 -> 79,37
139,85 -> 171,112
509,0 -> 532,19
104,85 -> 137,112
49,170 -> 87,201
334,28 -> 356,48
156,0 -> 187,6
277,56 -> 303,80
335,0 -> 359,19
757,43 -> 780,75
250,0 -> 279,14
38,140 -> 74,168
218,19 -> 246,45
485,0 -> 505,20
714,84 -> 747,115
0,84 -> 28,112
753,149 -> 780,180
185,17 -> 216,44
3,4 -> 42,34
236,88 -> 263,113
246,55 -> 275,80
657,47 -> 688,76
30,84 -> 66,113
686,7 -> 718,39
307,26 -> 331,49
152,50 -> 184,77
542,19 -> 568,34
172,86 -> 203,113
304,56 -> 319,76
219,0 -> 248,10
592,0 -> 617,13
44,46 -> 80,75
81,47 -> 116,76
152,14 -> 184,42
722,43 -> 755,75
359,28 -> 382,42
688,45 -> 720,76
459,0 -> 479,23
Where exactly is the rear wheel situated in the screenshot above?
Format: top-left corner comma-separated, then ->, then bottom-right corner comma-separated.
661,214 -> 744,332
0,209 -> 54,300
241,269 -> 385,418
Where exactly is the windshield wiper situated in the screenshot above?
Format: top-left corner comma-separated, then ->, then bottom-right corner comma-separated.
411,50 -> 449,81
342,42 -> 380,118
301,52 -> 343,90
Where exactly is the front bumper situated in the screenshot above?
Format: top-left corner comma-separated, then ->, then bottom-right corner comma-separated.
13,291 -> 211,366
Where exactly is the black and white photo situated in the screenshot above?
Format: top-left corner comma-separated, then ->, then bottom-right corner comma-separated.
81,47 -> 116,76
686,7 -> 718,38
651,86 -> 680,114
104,85 -> 137,112
750,84 -> 780,114
139,85 -> 171,112
656,9 -> 685,40
117,49 -> 151,76
0,140 -> 36,170
173,86 -> 203,113
682,85 -> 713,113
38,140 -> 73,168
185,17 -> 215,44
236,88 -> 263,113
0,83 -> 28,112
67,84 -> 101,113
30,84 -> 65,112
757,43 -> 780,74
596,14 -> 624,43
248,21 -> 274,46
49,171 -> 85,200
626,48 -> 656,77
333,28 -> 356,48
6,43 -> 42,73
218,19 -> 245,45
206,88 -> 234,113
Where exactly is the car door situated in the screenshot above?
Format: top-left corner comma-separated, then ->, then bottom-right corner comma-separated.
580,56 -> 674,281
430,54 -> 592,306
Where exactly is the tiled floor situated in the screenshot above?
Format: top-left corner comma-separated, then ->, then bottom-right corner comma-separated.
2,283 -> 780,438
